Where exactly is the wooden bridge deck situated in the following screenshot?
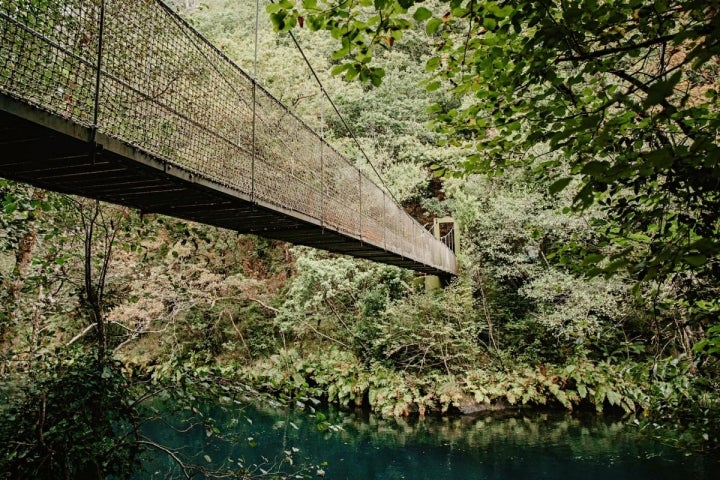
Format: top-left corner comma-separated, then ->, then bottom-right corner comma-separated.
0,0 -> 456,277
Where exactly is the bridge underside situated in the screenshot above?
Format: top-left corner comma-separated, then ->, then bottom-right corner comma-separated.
0,95 -> 451,278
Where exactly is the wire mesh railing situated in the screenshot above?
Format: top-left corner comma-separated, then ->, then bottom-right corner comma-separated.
0,0 -> 456,274
440,228 -> 456,253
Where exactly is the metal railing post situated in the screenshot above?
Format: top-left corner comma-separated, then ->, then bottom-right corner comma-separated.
382,191 -> 386,250
320,100 -> 324,228
251,81 -> 256,202
358,170 -> 362,241
251,0 -> 260,203
91,0 -> 106,151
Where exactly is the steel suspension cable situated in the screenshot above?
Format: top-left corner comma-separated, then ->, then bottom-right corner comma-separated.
254,0 -> 260,79
272,5 -> 400,205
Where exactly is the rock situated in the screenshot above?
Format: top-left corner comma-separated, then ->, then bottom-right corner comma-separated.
457,395 -> 512,415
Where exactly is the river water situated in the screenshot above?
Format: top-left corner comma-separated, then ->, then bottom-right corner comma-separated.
137,401 -> 718,479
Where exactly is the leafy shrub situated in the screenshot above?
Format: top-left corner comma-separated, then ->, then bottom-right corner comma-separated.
639,356 -> 720,451
0,348 -> 141,480
237,347 -> 650,419
372,281 -> 483,374
463,361 -> 645,413
275,250 -> 412,361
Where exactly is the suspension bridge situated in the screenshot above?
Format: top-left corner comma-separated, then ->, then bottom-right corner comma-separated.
0,0 -> 457,277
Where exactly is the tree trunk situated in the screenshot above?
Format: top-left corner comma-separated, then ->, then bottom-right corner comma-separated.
0,189 -> 45,352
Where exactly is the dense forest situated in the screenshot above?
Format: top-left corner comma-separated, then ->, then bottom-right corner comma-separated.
0,0 -> 718,478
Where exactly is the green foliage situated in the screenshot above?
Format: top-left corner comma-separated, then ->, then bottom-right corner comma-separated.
373,280 -> 482,374
242,348 -> 368,408
464,360 -> 646,414
0,183 -> 72,346
695,323 -> 720,357
693,300 -> 720,361
275,249 -> 411,361
519,270 -> 630,350
0,348 -> 141,480
0,181 -> 41,249
639,356 -> 720,451
241,347 -> 463,416
437,0 -> 720,285
1,0 -> 719,469
272,0 -> 720,372
238,346 -> 651,418
449,173 -> 639,363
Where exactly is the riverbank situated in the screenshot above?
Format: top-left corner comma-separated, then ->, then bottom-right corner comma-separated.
133,346 -> 719,453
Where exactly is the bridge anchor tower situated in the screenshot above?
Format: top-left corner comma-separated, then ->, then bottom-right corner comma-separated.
425,216 -> 459,290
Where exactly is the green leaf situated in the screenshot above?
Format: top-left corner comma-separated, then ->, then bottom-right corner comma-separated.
331,63 -> 349,76
427,103 -> 442,113
644,147 -> 674,169
356,49 -> 372,63
425,56 -> 440,71
483,17 -> 497,30
581,161 -> 609,176
449,6 -> 466,16
413,7 -> 432,21
345,63 -> 360,81
426,81 -> 441,92
643,70 -> 682,107
605,390 -> 621,407
582,253 -> 605,265
269,11 -> 291,31
426,17 -> 442,35
487,3 -> 514,18
577,383 -> 587,399
369,67 -> 385,87
549,177 -> 572,194
683,255 -> 707,267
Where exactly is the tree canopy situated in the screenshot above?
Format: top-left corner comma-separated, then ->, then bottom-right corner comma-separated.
271,0 -> 720,295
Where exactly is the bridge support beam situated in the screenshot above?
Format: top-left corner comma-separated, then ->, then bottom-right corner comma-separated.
424,275 -> 442,291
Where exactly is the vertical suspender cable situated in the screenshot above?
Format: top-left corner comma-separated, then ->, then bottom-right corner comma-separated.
319,93 -> 324,229
382,191 -> 386,250
358,170 -> 362,241
251,76 -> 256,202
275,12 -> 398,206
251,0 -> 260,203
91,0 -> 106,161
253,0 -> 259,83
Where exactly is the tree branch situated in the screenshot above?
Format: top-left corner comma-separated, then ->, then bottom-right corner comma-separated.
136,439 -> 192,479
66,323 -> 97,347
557,34 -> 676,62
609,66 -> 693,138
301,319 -> 352,350
248,297 -> 280,314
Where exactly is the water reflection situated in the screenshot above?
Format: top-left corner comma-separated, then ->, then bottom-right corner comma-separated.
138,401 -> 718,480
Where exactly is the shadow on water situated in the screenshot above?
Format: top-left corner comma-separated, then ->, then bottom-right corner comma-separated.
137,400 -> 719,479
